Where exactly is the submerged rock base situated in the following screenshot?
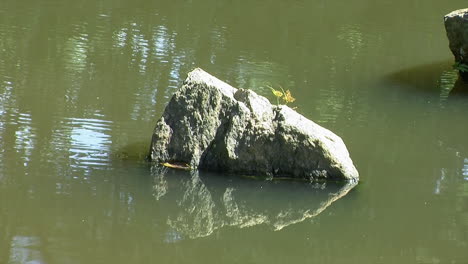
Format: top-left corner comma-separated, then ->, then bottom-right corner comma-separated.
445,8 -> 468,81
149,68 -> 359,182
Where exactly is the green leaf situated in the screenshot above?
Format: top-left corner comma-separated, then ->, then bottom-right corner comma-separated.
453,62 -> 468,72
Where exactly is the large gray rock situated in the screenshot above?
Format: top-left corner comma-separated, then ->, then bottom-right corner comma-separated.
149,68 -> 359,182
445,8 -> 468,80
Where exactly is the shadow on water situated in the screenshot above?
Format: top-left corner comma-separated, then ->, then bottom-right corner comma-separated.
112,141 -> 150,163
447,76 -> 468,96
151,166 -> 357,241
385,59 -> 468,98
386,60 -> 455,94
383,60 -> 468,151
382,60 -> 468,212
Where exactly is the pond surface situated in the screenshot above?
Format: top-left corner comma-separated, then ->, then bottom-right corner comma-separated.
1,0 -> 468,263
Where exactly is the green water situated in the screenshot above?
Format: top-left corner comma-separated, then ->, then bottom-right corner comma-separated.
1,0 -> 468,263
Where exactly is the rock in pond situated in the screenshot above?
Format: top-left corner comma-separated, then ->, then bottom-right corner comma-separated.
445,8 -> 468,80
149,68 -> 359,182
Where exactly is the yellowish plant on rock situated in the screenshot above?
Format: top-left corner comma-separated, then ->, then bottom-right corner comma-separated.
283,89 -> 295,104
268,85 -> 296,106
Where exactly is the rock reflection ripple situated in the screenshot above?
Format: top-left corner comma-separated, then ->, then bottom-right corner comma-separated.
151,166 -> 357,240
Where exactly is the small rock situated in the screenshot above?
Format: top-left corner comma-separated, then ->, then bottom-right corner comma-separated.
444,8 -> 468,80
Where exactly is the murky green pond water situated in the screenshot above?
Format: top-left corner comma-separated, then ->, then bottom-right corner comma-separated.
1,0 -> 468,263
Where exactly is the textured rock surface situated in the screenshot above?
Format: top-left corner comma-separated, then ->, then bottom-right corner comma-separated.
149,68 -> 359,182
445,8 -> 468,80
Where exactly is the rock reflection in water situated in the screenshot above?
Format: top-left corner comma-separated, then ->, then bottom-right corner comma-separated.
151,167 -> 356,240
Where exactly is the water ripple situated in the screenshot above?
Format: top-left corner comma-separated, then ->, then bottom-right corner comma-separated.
14,112 -> 35,166
50,114 -> 113,175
